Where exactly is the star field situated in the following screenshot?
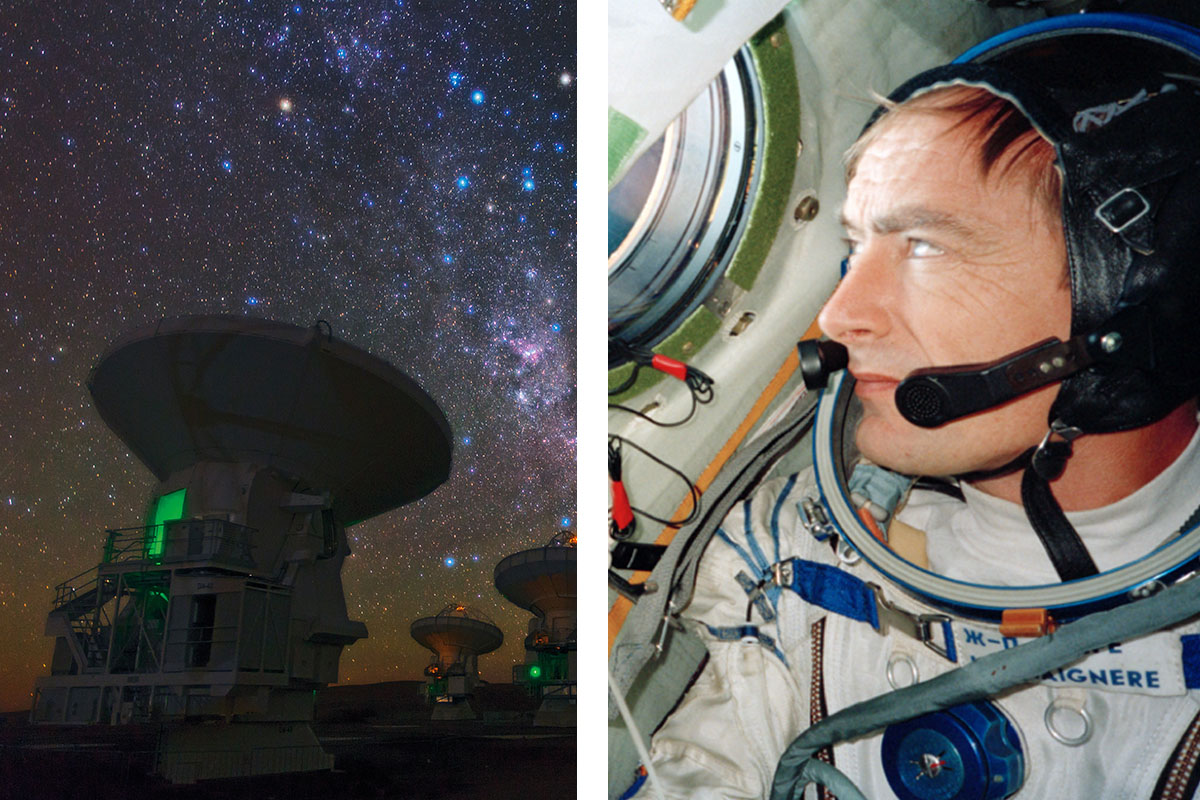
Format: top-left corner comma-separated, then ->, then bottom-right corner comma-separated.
0,0 -> 575,711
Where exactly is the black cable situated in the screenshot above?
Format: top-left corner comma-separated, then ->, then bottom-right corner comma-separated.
608,338 -> 715,403
609,434 -> 702,529
608,351 -> 715,427
609,363 -> 643,396
687,368 -> 714,404
608,384 -> 708,427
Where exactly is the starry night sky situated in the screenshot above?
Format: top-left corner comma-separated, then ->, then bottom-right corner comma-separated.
0,0 -> 575,712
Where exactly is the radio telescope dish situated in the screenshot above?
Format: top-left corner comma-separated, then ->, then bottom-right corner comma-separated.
494,531 -> 577,625
410,604 -> 505,662
87,315 -> 453,524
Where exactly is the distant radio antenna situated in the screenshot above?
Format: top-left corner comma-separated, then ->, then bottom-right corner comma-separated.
410,604 -> 504,720
494,530 -> 577,726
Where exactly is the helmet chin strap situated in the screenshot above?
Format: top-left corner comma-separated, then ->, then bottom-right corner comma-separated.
951,423 -> 1100,582
1022,421 -> 1100,581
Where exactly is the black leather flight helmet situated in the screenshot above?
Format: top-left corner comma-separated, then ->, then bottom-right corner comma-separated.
868,13 -> 1200,582
881,13 -> 1200,437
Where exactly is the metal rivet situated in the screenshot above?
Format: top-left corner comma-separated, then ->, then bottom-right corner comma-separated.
1051,356 -> 1065,369
770,32 -> 783,48
1101,332 -> 1123,353
1129,579 -> 1166,600
794,195 -> 820,223
886,653 -> 919,689
1039,362 -> 1053,374
1045,699 -> 1092,746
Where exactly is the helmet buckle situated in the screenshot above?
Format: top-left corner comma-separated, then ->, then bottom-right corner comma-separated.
1032,420 -> 1083,481
1095,187 -> 1150,234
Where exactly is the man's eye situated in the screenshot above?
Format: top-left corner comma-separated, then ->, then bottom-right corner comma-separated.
909,238 -> 943,257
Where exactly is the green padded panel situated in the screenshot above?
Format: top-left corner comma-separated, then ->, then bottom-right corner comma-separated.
609,107 -> 648,187
725,15 -> 800,291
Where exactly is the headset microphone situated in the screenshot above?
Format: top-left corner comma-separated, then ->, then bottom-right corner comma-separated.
896,337 -> 1096,427
797,329 -> 1141,428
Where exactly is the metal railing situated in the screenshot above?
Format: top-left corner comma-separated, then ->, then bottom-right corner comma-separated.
102,519 -> 256,569
52,568 -> 116,611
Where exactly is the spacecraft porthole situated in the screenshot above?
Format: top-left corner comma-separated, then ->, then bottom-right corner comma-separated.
607,47 -> 763,361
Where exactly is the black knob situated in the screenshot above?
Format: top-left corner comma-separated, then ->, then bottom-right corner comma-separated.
798,340 -> 849,391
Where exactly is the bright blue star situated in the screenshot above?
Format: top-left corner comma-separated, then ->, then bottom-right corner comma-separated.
462,436 -> 472,445
522,179 -> 535,191
456,175 -> 470,189
221,159 -> 233,172
247,297 -> 259,306
554,143 -> 564,153
522,166 -> 533,177
560,516 -> 572,527
442,254 -> 453,264
336,47 -> 347,59
471,90 -> 484,105
449,71 -> 463,87
471,555 -> 480,562
293,4 -> 302,13
551,323 -> 561,332
444,556 -> 457,568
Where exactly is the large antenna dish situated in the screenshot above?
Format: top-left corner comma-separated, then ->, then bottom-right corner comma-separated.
87,315 -> 453,524
494,531 -> 577,623
410,604 -> 505,662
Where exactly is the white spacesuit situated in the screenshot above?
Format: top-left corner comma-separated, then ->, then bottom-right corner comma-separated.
647,460 -> 1200,798
622,13 -> 1200,800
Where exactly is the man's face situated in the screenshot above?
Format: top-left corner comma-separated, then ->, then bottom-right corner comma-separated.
818,109 -> 1070,477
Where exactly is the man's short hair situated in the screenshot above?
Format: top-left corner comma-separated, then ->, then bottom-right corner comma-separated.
845,85 -> 1062,221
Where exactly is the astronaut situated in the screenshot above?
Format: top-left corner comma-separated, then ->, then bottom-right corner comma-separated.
636,14 -> 1200,800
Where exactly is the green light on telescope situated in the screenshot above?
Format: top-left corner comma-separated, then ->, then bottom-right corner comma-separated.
148,488 -> 186,558
529,665 -> 542,679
